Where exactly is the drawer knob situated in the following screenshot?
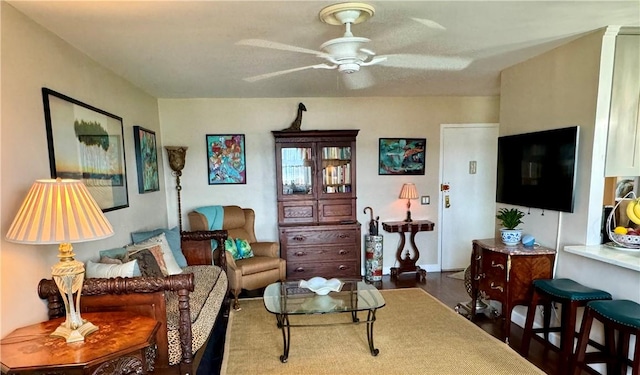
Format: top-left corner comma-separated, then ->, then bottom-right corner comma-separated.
294,267 -> 305,273
338,265 -> 348,270
339,234 -> 348,238
338,249 -> 347,255
294,251 -> 306,257
475,273 -> 485,281
491,261 -> 505,270
490,282 -> 504,292
475,255 -> 482,261
293,235 -> 306,241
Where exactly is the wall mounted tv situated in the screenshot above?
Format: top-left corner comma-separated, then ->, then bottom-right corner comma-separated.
496,126 -> 579,213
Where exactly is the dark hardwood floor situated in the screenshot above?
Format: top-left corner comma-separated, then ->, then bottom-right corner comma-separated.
197,271 -> 577,375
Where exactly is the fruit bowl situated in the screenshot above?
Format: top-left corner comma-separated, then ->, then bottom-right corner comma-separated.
609,233 -> 640,249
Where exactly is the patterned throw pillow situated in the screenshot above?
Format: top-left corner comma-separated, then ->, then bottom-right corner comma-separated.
127,247 -> 165,277
225,238 -> 240,260
128,233 -> 183,275
235,238 -> 253,259
225,238 -> 253,260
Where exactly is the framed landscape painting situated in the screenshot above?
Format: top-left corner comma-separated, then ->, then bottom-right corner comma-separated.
42,88 -> 129,212
378,138 -> 426,175
206,134 -> 246,184
133,126 -> 159,194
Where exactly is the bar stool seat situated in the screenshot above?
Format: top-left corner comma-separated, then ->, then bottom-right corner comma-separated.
572,299 -> 640,375
521,278 -> 612,373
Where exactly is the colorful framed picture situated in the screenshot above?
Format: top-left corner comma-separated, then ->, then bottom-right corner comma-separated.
133,126 -> 159,194
42,88 -> 129,212
206,134 -> 246,184
378,138 -> 426,175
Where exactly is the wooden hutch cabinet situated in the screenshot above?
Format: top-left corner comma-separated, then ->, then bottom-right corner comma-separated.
272,130 -> 361,280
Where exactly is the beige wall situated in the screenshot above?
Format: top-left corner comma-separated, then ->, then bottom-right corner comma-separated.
158,97 -> 499,273
500,28 -> 639,303
1,2 -> 167,336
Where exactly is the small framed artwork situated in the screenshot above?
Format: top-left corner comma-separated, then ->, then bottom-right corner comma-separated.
133,126 -> 159,194
42,88 -> 129,212
206,134 -> 246,184
379,138 -> 426,175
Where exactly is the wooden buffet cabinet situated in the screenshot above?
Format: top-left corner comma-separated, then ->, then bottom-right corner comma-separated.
470,238 -> 556,343
273,130 -> 361,280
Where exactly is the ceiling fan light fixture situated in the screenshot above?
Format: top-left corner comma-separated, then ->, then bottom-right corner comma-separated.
319,3 -> 375,26
339,63 -> 360,74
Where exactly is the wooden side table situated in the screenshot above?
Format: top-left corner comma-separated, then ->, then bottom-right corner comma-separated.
470,238 -> 556,343
382,220 -> 435,283
1,311 -> 159,375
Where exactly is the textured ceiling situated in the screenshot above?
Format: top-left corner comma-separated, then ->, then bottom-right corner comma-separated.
8,1 -> 640,98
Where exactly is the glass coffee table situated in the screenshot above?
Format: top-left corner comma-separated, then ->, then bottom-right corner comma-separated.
263,280 -> 385,363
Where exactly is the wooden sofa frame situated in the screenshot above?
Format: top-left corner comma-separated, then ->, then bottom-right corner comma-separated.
38,230 -> 228,375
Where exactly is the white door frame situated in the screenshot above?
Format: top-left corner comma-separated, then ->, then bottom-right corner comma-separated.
437,123 -> 499,271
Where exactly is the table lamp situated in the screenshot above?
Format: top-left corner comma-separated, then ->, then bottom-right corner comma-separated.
5,178 -> 114,343
165,146 -> 188,232
399,183 -> 418,222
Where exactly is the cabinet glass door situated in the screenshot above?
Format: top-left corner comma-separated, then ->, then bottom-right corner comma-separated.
281,147 -> 313,196
320,146 -> 352,194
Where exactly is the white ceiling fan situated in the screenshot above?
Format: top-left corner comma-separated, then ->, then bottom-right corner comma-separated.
237,2 -> 472,90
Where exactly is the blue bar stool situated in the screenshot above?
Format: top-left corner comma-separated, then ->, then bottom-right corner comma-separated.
572,299 -> 640,375
521,278 -> 612,373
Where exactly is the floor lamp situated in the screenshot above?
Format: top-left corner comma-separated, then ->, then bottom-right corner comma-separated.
165,146 -> 188,232
5,178 -> 114,343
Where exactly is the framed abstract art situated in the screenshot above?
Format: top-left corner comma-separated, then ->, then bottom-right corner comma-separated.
206,134 -> 246,184
133,126 -> 159,193
378,138 -> 426,175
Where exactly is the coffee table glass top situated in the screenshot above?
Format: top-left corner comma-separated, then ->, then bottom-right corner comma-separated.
264,280 -> 385,315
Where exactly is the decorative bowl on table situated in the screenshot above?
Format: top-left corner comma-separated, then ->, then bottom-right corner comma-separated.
299,277 -> 343,295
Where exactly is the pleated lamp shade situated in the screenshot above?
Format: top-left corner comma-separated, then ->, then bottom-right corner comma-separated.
399,183 -> 418,200
6,178 -> 113,244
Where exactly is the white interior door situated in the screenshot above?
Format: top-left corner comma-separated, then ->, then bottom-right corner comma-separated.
440,124 -> 498,270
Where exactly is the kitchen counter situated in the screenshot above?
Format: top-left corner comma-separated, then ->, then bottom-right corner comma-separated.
564,244 -> 640,272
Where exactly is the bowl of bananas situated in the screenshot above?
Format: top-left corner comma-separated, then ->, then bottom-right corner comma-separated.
607,192 -> 640,249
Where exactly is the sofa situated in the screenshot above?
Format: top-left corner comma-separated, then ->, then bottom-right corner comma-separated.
38,229 -> 228,375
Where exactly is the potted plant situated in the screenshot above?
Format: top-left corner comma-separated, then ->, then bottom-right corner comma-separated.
496,208 -> 525,245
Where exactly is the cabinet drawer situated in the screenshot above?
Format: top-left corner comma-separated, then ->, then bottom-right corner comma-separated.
287,261 -> 359,280
318,199 -> 356,223
278,201 -> 317,224
287,245 -> 358,262
282,228 -> 358,245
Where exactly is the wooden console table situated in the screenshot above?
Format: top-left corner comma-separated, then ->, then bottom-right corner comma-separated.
470,238 -> 556,343
382,220 -> 435,282
1,311 -> 159,374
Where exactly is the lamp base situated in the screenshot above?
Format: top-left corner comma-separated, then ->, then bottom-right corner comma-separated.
404,210 -> 413,222
51,320 -> 98,343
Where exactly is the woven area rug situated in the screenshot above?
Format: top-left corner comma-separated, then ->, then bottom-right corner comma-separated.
221,288 -> 544,375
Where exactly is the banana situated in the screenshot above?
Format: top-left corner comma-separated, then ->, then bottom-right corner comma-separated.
634,198 -> 640,221
627,199 -> 640,225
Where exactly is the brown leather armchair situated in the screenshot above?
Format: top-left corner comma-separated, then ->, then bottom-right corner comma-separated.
188,205 -> 286,310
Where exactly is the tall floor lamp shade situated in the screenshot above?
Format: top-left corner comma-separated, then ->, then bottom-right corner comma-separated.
165,146 -> 188,232
399,183 -> 419,222
5,178 -> 114,343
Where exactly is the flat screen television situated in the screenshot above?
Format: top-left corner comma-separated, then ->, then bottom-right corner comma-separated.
496,126 -> 579,213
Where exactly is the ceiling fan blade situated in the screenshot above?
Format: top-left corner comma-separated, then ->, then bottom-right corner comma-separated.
243,64 -> 335,83
341,69 -> 375,90
237,39 -> 326,57
410,18 -> 447,30
377,54 -> 472,71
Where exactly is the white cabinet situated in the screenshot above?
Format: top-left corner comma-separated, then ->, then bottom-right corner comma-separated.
605,32 -> 640,177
